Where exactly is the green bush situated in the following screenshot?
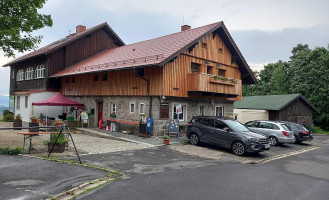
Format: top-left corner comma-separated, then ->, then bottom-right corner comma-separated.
309,126 -> 329,135
0,146 -> 23,155
3,113 -> 14,122
43,133 -> 69,145
2,109 -> 11,116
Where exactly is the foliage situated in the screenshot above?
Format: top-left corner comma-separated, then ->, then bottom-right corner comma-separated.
3,113 -> 14,122
162,134 -> 169,139
309,127 -> 329,135
0,146 -> 23,155
2,109 -> 11,116
30,116 -> 37,119
43,133 -> 69,145
14,114 -> 21,121
243,43 -> 329,130
0,0 -> 53,57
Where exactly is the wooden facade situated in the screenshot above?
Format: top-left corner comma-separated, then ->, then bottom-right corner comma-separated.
9,27 -> 120,95
61,32 -> 242,101
269,99 -> 314,126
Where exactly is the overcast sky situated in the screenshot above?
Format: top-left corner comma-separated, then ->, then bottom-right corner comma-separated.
1,0 -> 328,97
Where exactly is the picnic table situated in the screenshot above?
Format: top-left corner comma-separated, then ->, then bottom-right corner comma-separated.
17,131 -> 73,154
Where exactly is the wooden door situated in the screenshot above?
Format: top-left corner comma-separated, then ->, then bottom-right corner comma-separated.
97,102 -> 103,125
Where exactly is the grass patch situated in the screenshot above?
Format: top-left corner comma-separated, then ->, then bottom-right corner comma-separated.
0,146 -> 23,155
310,126 -> 329,135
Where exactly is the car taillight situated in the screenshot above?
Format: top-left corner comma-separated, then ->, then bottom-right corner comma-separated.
301,131 -> 309,134
282,131 -> 289,137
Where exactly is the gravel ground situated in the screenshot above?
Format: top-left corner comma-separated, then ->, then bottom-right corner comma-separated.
0,122 -> 151,155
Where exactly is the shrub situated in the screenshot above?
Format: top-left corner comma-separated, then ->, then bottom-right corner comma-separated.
0,146 -> 23,155
43,133 -> 69,145
2,109 -> 11,116
3,113 -> 14,122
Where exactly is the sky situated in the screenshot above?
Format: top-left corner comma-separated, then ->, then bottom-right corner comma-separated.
0,0 -> 328,98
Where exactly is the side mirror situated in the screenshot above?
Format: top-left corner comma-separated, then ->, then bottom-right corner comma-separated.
223,127 -> 230,132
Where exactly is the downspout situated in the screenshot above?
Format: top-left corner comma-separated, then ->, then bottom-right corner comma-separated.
133,68 -> 152,118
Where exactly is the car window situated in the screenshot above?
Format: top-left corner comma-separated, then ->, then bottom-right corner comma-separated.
289,124 -> 299,130
272,124 -> 280,130
245,121 -> 257,127
214,120 -> 228,129
281,124 -> 292,131
224,120 -> 250,132
259,122 -> 272,129
202,118 -> 214,127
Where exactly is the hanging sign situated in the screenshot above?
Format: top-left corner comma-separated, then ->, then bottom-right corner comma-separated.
176,104 -> 182,114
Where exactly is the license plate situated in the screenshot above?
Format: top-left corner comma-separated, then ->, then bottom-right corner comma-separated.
265,144 -> 270,149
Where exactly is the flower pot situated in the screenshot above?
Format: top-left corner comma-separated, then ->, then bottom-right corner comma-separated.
163,139 -> 170,145
31,119 -> 38,123
47,143 -> 66,153
13,120 -> 22,130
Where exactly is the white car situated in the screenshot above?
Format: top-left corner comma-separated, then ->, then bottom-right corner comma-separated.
245,120 -> 295,146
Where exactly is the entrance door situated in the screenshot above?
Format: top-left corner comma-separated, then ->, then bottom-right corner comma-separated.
97,102 -> 103,126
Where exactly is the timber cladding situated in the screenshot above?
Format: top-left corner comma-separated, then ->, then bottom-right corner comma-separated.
61,28 -> 242,101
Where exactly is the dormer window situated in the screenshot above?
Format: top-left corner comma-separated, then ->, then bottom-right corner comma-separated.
16,69 -> 24,81
35,65 -> 45,78
25,67 -> 34,80
202,42 -> 207,49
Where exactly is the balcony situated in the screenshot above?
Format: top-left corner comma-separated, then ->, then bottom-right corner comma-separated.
187,73 -> 241,97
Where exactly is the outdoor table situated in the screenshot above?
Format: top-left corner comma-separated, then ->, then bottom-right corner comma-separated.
17,131 -> 73,154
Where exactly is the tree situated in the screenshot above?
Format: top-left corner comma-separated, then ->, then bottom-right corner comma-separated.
290,43 -> 309,60
270,64 -> 288,95
0,0 -> 53,57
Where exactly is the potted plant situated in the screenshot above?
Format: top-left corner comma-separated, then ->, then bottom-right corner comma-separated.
13,114 -> 22,130
110,112 -> 116,118
163,134 -> 170,145
43,132 -> 69,153
66,115 -> 74,122
52,119 -> 65,126
30,116 -> 38,123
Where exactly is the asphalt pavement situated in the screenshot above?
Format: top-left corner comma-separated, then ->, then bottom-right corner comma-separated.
78,139 -> 329,200
0,155 -> 107,200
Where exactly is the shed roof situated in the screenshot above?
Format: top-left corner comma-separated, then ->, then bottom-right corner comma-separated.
3,23 -> 125,67
51,21 -> 256,84
234,94 -> 319,112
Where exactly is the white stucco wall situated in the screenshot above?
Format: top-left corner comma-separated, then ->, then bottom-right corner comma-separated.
15,92 -> 63,122
233,109 -> 269,124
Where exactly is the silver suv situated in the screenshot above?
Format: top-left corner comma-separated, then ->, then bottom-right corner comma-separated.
245,120 -> 294,146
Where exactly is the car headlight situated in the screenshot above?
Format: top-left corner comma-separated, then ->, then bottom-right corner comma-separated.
249,138 -> 258,142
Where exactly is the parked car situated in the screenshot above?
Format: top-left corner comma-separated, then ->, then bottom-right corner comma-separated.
245,120 -> 294,146
186,116 -> 270,156
281,121 -> 313,143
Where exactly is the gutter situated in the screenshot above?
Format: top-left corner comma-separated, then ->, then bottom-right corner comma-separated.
133,67 -> 152,118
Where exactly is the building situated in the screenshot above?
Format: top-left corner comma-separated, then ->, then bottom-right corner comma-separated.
4,21 -> 256,135
3,23 -> 125,122
233,94 -> 319,126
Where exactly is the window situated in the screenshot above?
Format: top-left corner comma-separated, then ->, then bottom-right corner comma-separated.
16,69 -> 24,81
218,69 -> 226,77
191,62 -> 200,73
173,104 -> 186,121
202,42 -> 207,49
245,121 -> 257,127
218,48 -> 223,54
215,106 -> 224,117
35,65 -> 45,78
199,105 -> 205,115
259,122 -> 272,129
111,103 -> 117,114
25,67 -> 34,80
65,78 -> 69,84
207,66 -> 213,74
214,120 -> 228,129
159,103 -> 169,119
202,118 -> 213,127
139,103 -> 145,114
130,103 -> 135,113
16,96 -> 20,110
72,77 -> 75,83
102,73 -> 108,81
25,96 -> 28,108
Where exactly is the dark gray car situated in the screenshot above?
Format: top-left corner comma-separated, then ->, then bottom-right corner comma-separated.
281,121 -> 313,143
186,116 -> 270,156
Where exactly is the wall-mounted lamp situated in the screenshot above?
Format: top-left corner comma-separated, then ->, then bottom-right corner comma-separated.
217,63 -> 222,67
205,60 -> 210,64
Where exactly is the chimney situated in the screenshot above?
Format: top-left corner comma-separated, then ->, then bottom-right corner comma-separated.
76,25 -> 86,33
181,25 -> 191,31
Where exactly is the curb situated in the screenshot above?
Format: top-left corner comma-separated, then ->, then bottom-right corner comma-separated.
76,128 -> 156,147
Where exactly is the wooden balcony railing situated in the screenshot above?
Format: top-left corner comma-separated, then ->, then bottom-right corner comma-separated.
187,73 -> 241,97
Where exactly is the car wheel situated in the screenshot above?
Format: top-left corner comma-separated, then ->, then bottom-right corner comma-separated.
232,141 -> 246,156
269,136 -> 279,146
189,133 -> 200,145
293,135 -> 300,144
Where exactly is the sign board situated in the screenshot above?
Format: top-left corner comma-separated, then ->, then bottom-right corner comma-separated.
176,104 -> 182,114
169,119 -> 179,137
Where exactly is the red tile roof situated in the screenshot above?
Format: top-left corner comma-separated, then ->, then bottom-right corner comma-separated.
51,22 -> 223,77
3,23 -> 125,67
